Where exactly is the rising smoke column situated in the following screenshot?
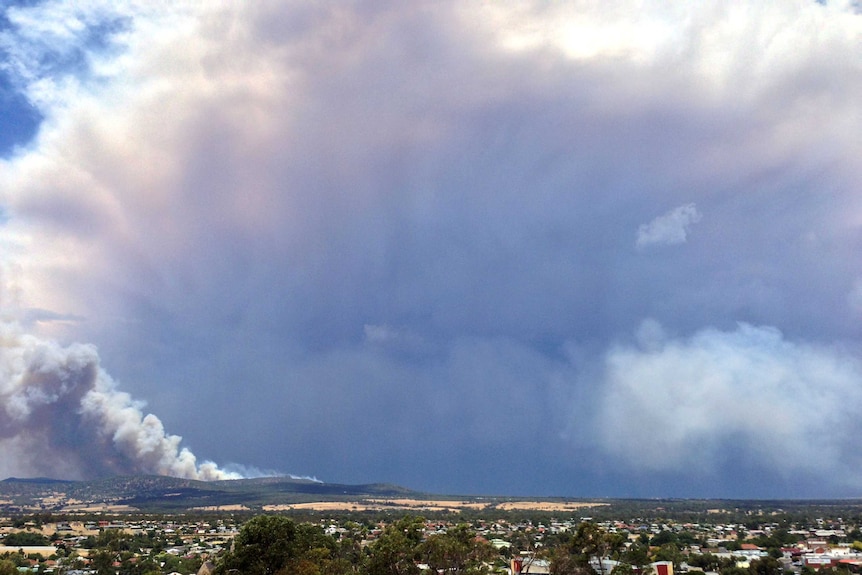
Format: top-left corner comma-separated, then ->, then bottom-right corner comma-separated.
0,322 -> 238,480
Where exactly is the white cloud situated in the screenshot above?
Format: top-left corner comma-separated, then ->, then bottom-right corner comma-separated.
597,322 -> 862,485
636,203 -> 702,249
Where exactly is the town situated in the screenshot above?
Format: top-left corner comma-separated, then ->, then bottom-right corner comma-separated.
2,499 -> 862,575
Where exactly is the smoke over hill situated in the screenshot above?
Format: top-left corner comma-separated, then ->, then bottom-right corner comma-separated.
0,322 -> 238,480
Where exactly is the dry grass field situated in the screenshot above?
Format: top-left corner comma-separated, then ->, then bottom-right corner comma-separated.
0,545 -> 57,558
263,498 -> 606,513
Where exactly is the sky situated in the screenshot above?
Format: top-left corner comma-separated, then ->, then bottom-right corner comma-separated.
0,1 -> 861,499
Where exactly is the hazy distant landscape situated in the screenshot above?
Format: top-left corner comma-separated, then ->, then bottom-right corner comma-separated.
4,475 -> 862,518
0,475 -> 606,515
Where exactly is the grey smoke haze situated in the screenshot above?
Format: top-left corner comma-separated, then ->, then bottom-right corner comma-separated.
599,322 -> 862,477
1,1 -> 861,497
0,322 -> 238,480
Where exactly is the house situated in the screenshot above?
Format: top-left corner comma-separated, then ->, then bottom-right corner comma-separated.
652,561 -> 674,575
512,556 -> 550,575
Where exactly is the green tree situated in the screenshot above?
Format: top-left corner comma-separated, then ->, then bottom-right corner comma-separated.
217,515 -> 352,575
550,523 -> 622,575
621,542 -> 652,574
334,530 -> 364,573
678,532 -> 698,547
92,548 -> 116,575
0,559 -> 17,575
4,531 -> 50,546
218,515 -> 298,575
97,529 -> 132,552
748,557 -> 782,575
420,524 -> 495,575
653,543 -> 683,566
291,524 -> 352,575
366,516 -> 425,575
611,564 -> 635,575
688,552 -> 722,572
638,534 -> 650,546
134,555 -> 162,575
650,532 -> 678,547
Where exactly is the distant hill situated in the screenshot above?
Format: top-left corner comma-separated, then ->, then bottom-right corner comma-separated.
1,477 -> 75,484
0,475 -> 424,513
7,476 -> 859,519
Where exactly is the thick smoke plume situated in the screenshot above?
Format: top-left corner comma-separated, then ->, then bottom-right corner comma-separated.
0,322 -> 239,480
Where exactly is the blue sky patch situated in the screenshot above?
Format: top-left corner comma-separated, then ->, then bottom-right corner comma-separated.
0,71 -> 41,156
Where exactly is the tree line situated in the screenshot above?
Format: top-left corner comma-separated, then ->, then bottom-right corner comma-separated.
209,515 -> 844,575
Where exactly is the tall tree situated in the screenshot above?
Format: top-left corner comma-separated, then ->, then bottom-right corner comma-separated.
748,557 -> 782,575
621,541 -> 652,575
366,516 -> 426,575
551,522 -> 627,575
0,560 -> 17,575
217,515 -> 298,575
420,524 -> 495,575
91,549 -> 116,575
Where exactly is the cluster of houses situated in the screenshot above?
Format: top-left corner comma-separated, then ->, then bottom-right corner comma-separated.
599,520 -> 862,574
0,518 -> 238,573
2,512 -> 862,574
485,516 -> 862,575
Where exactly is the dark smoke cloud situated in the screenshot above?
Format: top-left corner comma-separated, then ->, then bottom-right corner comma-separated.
0,322 -> 238,480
